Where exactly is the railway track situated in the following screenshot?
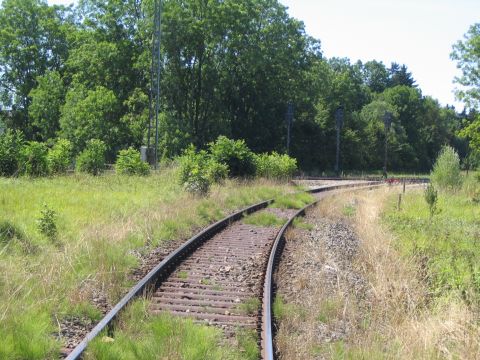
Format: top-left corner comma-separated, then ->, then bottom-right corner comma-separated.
65,181 -> 381,360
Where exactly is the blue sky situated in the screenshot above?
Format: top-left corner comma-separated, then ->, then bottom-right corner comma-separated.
47,0 -> 479,109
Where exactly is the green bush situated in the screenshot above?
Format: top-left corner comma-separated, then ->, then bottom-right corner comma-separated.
178,146 -> 228,195
47,139 -> 72,174
462,173 -> 480,203
255,152 -> 297,180
424,183 -> 439,218
209,136 -> 256,177
37,203 -> 57,241
21,141 -> 49,177
76,139 -> 106,175
431,146 -> 462,191
115,148 -> 150,176
0,129 -> 24,176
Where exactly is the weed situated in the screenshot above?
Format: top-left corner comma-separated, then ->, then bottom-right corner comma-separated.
424,183 -> 439,218
37,203 -> 58,241
86,301 -> 250,359
200,278 -> 211,285
342,203 -> 356,217
272,192 -> 314,209
236,328 -> 259,360
292,217 -> 314,230
177,271 -> 188,279
237,297 -> 260,315
243,212 -> 284,227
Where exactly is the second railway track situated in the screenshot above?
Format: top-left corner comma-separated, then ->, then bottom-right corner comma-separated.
66,181 -> 381,360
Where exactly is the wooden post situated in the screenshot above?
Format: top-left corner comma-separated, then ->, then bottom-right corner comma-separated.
397,193 -> 402,211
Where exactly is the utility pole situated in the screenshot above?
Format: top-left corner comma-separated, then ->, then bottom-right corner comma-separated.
147,0 -> 162,169
334,106 -> 344,176
286,102 -> 294,155
383,111 -> 392,179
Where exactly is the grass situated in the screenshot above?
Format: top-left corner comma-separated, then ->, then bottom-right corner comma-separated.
270,192 -> 314,209
243,212 -> 284,227
177,271 -> 188,279
292,217 -> 314,230
85,300 -> 253,360
0,169 -> 296,358
237,297 -> 261,315
384,182 -> 480,304
275,185 -> 480,359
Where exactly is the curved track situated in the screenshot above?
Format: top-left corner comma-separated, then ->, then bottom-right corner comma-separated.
65,181 -> 380,360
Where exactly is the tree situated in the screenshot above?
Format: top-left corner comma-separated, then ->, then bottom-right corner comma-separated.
451,23 -> 480,110
29,71 -> 65,141
60,83 -> 121,158
0,0 -> 69,136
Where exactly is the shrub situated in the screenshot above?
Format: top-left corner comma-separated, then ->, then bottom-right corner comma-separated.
209,136 -> 256,177
424,183 -> 439,218
47,139 -> 73,174
462,173 -> 480,203
430,146 -> 462,191
21,141 -> 49,177
255,152 -> 297,180
37,203 -> 57,241
178,146 -> 227,195
115,147 -> 150,176
0,129 -> 24,176
76,139 -> 106,175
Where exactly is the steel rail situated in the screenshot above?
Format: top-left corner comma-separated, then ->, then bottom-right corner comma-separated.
65,199 -> 272,360
260,181 -> 381,360
66,181 -> 382,359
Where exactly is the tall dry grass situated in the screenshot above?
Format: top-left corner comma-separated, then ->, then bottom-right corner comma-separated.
275,187 -> 480,359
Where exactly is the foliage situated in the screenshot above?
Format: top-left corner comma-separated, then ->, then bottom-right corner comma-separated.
37,203 -> 57,241
178,145 -> 228,195
209,136 -> 256,178
75,139 -> 106,176
385,190 -> 480,305
0,129 -> 24,176
21,141 -> 49,177
255,152 -> 297,180
431,146 -> 463,191
462,173 -> 480,203
29,70 -> 65,141
424,183 -> 439,218
451,23 -> 480,110
60,84 -> 119,157
115,147 -> 150,176
47,138 -> 72,174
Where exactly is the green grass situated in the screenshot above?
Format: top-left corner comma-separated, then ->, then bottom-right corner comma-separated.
243,212 -> 284,227
273,296 -> 306,321
177,271 -> 188,279
272,192 -> 314,209
292,217 -> 314,230
0,170 -> 296,358
85,301 -> 252,360
384,182 -> 480,304
237,297 -> 261,315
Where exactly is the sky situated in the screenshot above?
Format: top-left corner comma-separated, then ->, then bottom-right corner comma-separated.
279,0 -> 480,109
46,0 -> 479,109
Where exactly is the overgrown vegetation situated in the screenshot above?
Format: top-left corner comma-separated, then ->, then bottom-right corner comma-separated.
115,147 -> 150,176
430,146 -> 463,191
76,139 -> 106,175
0,171 -> 295,358
243,212 -> 285,227
85,301 -> 252,360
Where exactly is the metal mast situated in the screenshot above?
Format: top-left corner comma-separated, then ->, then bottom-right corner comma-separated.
148,0 -> 162,169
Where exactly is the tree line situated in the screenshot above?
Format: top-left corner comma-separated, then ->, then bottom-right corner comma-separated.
0,0 -> 478,173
